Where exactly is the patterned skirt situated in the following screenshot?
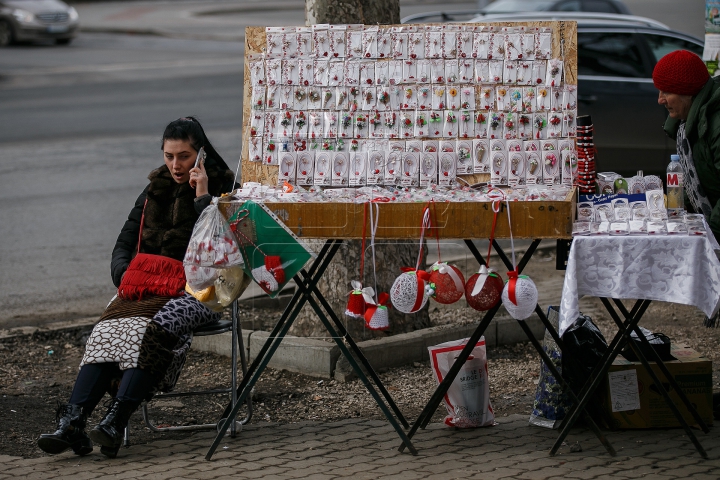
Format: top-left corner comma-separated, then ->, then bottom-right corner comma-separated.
81,293 -> 221,393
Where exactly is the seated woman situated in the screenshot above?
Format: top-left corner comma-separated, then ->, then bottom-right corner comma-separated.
38,116 -> 236,458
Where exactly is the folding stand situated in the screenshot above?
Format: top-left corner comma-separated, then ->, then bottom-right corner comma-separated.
206,239 -> 417,460
399,238 -> 616,456
551,298 -> 710,459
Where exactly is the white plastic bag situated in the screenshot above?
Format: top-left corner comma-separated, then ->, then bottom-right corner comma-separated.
184,198 -> 244,269
428,337 -> 495,428
184,198 -> 243,291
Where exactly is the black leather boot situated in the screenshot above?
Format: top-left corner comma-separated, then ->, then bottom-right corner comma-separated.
37,404 -> 93,455
88,398 -> 138,458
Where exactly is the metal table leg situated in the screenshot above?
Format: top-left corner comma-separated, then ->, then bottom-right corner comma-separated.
490,240 -> 615,456
606,299 -> 708,458
550,299 -> 652,456
206,239 -> 342,460
207,238 -> 417,459
398,239 -> 540,453
298,269 -> 410,430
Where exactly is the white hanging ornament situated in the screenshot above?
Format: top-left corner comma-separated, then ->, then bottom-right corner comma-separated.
390,269 -> 429,314
365,292 -> 391,330
501,271 -> 538,320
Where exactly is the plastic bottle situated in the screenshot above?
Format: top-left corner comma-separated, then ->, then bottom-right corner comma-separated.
666,154 -> 684,217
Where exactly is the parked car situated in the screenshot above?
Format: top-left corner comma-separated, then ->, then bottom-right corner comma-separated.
461,12 -> 704,176
0,0 -> 79,46
401,0 -> 630,24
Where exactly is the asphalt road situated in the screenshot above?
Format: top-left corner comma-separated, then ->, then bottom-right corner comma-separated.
0,33 -> 247,327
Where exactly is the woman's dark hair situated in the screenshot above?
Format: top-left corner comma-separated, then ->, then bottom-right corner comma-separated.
161,116 -> 230,171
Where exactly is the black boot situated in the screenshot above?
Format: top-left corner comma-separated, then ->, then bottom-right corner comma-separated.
88,398 -> 137,458
37,404 -> 93,455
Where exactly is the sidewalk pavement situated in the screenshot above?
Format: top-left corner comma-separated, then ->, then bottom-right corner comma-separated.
2,415 -> 719,479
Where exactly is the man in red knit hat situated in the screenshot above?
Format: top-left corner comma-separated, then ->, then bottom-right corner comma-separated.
653,50 -> 716,237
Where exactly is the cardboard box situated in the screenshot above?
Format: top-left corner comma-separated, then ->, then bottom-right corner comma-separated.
601,344 -> 713,429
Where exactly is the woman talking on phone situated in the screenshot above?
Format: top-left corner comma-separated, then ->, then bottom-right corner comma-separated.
38,116 -> 236,458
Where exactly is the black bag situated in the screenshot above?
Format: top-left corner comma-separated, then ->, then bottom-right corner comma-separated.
562,314 -> 608,418
620,327 -> 673,362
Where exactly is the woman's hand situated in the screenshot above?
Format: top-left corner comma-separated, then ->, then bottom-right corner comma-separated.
189,158 -> 209,197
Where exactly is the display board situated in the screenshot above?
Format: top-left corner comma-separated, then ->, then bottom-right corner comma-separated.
240,22 -> 578,189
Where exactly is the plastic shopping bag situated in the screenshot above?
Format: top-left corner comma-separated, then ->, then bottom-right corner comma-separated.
184,198 -> 243,268
428,337 -> 495,428
214,266 -> 252,307
529,306 -> 572,429
184,198 -> 244,291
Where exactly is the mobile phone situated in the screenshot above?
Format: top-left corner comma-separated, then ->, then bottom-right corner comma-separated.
194,147 -> 206,168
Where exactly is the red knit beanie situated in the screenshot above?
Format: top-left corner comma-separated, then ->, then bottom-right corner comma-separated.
652,50 -> 710,96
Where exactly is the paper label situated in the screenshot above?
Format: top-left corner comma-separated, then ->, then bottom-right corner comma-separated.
608,369 -> 641,412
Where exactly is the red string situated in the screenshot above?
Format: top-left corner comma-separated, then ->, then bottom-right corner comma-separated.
229,209 -> 268,257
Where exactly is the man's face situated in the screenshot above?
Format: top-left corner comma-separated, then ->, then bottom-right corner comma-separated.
658,90 -> 693,120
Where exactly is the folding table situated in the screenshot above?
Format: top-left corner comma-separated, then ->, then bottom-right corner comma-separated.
206,193 -> 578,460
554,235 -> 720,458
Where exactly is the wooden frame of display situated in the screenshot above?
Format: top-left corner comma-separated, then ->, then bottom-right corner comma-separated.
219,187 -> 575,239
235,21 -> 578,240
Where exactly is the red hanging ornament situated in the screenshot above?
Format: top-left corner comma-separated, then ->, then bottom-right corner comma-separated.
427,262 -> 465,305
465,265 -> 503,311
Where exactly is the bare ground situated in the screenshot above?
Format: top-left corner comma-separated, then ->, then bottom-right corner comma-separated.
1,295 -> 719,459
2,246 -> 720,459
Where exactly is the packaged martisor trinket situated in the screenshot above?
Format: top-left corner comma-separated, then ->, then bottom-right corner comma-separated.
611,198 -> 629,209
614,206 -> 631,222
572,221 -> 591,236
647,220 -> 667,235
632,207 -> 649,221
643,175 -> 663,191
645,189 -> 665,212
628,220 -> 647,235
685,213 -> 705,225
577,201 -> 594,222
609,221 -> 629,236
594,203 -> 615,222
688,222 -> 707,236
666,219 -> 688,235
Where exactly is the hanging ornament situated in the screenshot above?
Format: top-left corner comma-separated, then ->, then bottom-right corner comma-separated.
498,193 -> 538,320
501,271 -> 538,320
390,205 -> 435,314
465,265 -> 503,311
465,188 -> 505,311
365,292 -> 391,330
251,255 -> 286,294
427,262 -> 465,304
390,268 -> 430,314
345,281 -> 375,319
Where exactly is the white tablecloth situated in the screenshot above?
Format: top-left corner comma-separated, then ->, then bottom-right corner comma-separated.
559,236 -> 720,336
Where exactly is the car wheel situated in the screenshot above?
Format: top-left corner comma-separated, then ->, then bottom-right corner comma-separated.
55,38 -> 72,45
0,20 -> 13,47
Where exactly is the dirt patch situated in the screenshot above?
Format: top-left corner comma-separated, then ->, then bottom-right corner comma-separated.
1,297 -> 719,459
